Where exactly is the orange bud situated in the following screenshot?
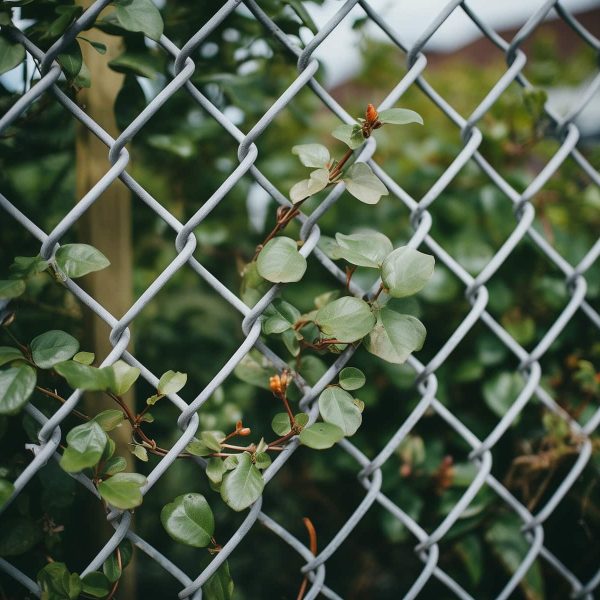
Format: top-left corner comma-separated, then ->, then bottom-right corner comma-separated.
236,419 -> 243,430
238,427 -> 252,436
366,103 -> 378,124
269,375 -> 282,395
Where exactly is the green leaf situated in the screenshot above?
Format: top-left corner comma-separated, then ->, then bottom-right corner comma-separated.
37,562 -> 81,600
93,409 -> 125,432
271,412 -> 293,436
335,231 -> 393,268
57,41 -> 83,81
103,540 -> 133,582
102,456 -> 127,476
9,255 -> 48,279
282,328 -> 301,357
200,431 -> 223,452
59,421 -> 107,473
161,493 -> 214,547
31,330 -> 79,369
295,355 -> 327,385
234,351 -> 274,389
299,422 -> 344,449
339,367 -> 366,391
73,351 -> 94,365
364,308 -> 426,364
377,108 -> 423,126
291,143 -> 330,168
289,168 -> 329,203
483,372 -> 523,419
0,34 -> 25,76
146,393 -> 162,406
257,237 -> 307,283
0,365 -> 36,415
315,296 -> 375,343
98,472 -> 146,510
186,438 -> 213,457
263,299 -> 301,334
113,0 -> 164,41
381,247 -> 435,298
318,387 -> 362,436
0,279 -> 26,299
77,36 -> 107,54
54,361 -> 115,391
55,244 -> 110,279
343,162 -> 388,205
0,516 -> 40,556
486,513 -> 544,600
110,360 -> 140,395
332,123 -> 364,149
108,51 -> 160,79
157,370 -> 187,395
206,458 -> 226,484
81,572 -> 111,598
220,452 -> 264,512
0,346 -> 25,367
283,0 -> 318,34
254,452 -> 271,470
0,478 -> 14,508
203,560 -> 234,600
131,444 -> 148,462
115,74 -> 146,131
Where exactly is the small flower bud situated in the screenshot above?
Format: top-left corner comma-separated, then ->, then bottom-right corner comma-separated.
238,427 -> 252,436
269,375 -> 282,395
365,103 -> 379,125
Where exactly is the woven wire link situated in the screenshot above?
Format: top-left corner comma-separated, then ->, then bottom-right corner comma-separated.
0,0 -> 599,597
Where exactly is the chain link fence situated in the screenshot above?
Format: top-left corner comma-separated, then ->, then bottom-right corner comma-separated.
1,0 -> 599,598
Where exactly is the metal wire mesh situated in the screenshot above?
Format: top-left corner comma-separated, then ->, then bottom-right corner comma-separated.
1,0 -> 599,598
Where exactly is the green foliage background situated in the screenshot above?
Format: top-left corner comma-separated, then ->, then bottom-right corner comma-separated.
0,1 -> 599,598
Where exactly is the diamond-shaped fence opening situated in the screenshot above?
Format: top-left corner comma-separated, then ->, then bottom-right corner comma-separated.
1,0 -> 599,598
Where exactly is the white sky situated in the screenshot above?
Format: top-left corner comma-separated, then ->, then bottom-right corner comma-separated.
303,0 -> 600,85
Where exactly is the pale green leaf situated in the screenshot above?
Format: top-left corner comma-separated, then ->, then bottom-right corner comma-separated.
331,123 -> 364,149
110,360 -> 140,395
364,308 -> 426,364
54,244 -> 110,279
256,237 -> 307,283
93,409 -> 125,432
157,370 -> 187,395
343,162 -> 388,205
59,421 -> 107,473
335,231 -> 393,268
98,472 -> 146,509
318,387 -> 362,435
0,347 -> 25,367
339,367 -> 366,391
299,422 -> 344,449
113,0 -> 164,42
381,246 -> 435,298
263,299 -> 301,335
292,143 -> 330,168
315,296 -> 375,343
54,361 -> 115,391
0,35 -> 25,76
289,168 -> 329,203
0,279 -> 26,300
377,108 -> 423,126
73,351 -> 95,365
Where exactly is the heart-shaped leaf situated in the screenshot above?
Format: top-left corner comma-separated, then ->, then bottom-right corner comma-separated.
381,246 -> 435,298
257,237 -> 307,283
0,365 -> 36,415
289,168 -> 329,203
220,452 -> 264,512
292,143 -> 330,168
315,296 -> 375,343
157,370 -> 187,395
54,361 -> 115,391
343,163 -> 388,205
263,299 -> 301,334
299,422 -> 344,449
335,231 -> 393,268
318,387 -> 362,436
160,493 -> 215,547
332,123 -> 364,149
60,421 -> 107,473
364,307 -> 426,364
112,0 -> 164,42
110,360 -> 140,395
338,367 -> 366,391
98,472 -> 146,510
31,330 -> 79,369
